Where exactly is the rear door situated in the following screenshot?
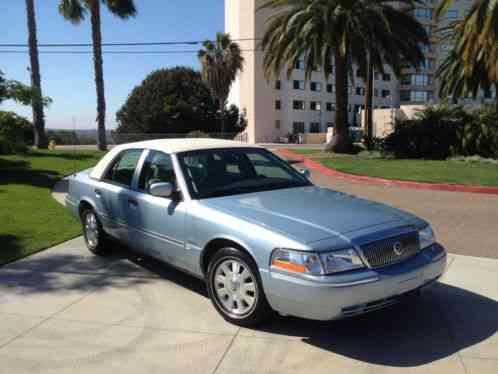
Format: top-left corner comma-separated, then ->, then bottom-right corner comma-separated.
96,148 -> 144,242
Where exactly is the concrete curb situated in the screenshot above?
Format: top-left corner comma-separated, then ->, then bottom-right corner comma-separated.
280,148 -> 498,195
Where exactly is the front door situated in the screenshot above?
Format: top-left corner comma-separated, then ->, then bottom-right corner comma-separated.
129,150 -> 187,268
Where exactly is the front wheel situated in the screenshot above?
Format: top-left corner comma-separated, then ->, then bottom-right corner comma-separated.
207,247 -> 273,326
81,207 -> 111,256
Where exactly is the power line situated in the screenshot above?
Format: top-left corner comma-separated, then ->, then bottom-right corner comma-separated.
0,49 -> 261,55
0,38 -> 261,48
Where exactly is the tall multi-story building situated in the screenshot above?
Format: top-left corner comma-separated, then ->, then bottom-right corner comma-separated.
225,0 -> 495,143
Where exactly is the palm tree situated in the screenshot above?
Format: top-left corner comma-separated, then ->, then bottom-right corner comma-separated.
58,0 -> 136,150
437,0 -> 498,110
198,32 -> 244,135
25,0 -> 47,149
259,0 -> 428,152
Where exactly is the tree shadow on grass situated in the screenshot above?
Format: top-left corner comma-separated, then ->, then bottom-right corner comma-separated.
27,151 -> 101,161
0,156 -> 61,189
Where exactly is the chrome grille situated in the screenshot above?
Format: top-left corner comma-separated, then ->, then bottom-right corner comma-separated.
360,231 -> 420,268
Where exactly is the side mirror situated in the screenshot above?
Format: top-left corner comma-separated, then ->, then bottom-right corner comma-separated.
299,168 -> 311,178
149,182 -> 174,198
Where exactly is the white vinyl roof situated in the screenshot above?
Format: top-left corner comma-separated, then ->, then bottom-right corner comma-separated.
89,138 -> 260,180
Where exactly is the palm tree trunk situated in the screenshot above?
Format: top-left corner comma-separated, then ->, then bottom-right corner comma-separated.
219,98 -> 225,135
25,0 -> 47,149
495,83 -> 498,112
90,0 -> 107,151
326,48 -> 351,153
364,56 -> 374,149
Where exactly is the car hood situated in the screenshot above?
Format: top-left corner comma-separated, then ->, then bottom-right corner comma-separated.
202,186 -> 423,244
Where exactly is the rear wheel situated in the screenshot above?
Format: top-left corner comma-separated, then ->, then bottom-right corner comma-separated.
81,207 -> 110,256
207,247 -> 273,326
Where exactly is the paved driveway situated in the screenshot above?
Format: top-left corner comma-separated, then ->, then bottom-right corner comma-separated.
0,237 -> 497,373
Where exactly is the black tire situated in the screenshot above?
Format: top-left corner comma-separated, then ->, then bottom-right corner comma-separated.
81,207 -> 111,256
206,247 -> 273,326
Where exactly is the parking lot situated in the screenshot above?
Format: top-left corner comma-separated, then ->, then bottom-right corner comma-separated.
1,167 -> 497,374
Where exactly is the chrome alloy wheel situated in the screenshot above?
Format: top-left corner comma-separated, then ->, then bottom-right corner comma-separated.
84,211 -> 99,249
213,259 -> 258,317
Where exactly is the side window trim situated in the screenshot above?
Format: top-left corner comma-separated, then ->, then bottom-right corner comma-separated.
101,148 -> 144,190
132,149 -> 151,191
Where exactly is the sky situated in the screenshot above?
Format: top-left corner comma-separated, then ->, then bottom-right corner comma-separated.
0,0 -> 225,129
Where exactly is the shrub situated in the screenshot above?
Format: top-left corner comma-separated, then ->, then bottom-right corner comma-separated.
0,111 -> 32,154
383,104 -> 498,159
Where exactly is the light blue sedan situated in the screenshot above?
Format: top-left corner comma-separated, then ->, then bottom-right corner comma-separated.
65,139 -> 447,325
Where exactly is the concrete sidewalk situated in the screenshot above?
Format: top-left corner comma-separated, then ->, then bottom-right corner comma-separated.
0,238 -> 497,373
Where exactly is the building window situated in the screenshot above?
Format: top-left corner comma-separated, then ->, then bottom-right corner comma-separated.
419,43 -> 433,53
275,120 -> 281,129
293,122 -> 305,134
295,59 -> 305,70
423,58 -> 434,69
326,83 -> 335,93
326,102 -> 335,111
275,100 -> 281,110
293,80 -> 305,90
310,101 -> 321,111
356,69 -> 362,77
381,89 -> 391,98
374,88 -> 379,97
374,72 -> 381,80
400,90 -> 433,103
414,8 -> 433,19
348,104 -> 352,112
356,87 -> 365,96
402,74 -> 431,86
354,104 -> 363,114
424,25 -> 433,37
275,80 -> 281,90
293,100 -> 305,110
309,122 -> 321,133
445,10 -> 458,19
310,82 -> 322,92
382,73 -> 391,81
327,122 -> 334,128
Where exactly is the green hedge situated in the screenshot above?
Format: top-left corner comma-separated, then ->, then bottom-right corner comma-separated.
383,105 -> 498,159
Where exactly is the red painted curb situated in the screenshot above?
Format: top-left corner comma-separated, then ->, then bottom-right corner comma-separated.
279,148 -> 498,195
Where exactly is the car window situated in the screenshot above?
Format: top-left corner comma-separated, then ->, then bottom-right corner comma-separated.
178,148 -> 311,199
138,151 -> 176,192
104,149 -> 143,187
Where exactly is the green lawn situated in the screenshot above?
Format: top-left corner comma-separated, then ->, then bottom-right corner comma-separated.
0,150 -> 104,265
291,149 -> 498,186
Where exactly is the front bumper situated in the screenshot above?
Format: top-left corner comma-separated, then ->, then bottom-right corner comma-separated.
261,243 -> 447,321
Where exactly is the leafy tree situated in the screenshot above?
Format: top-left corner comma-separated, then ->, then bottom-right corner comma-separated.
58,0 -> 137,150
437,0 -> 498,110
115,67 -> 246,137
25,0 -> 48,149
259,0 -> 428,153
0,70 -> 52,107
198,32 -> 244,133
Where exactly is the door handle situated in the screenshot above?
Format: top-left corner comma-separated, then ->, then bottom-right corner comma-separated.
95,189 -> 102,198
128,198 -> 138,209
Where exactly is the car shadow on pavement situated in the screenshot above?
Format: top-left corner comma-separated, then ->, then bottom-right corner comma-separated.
248,282 -> 498,367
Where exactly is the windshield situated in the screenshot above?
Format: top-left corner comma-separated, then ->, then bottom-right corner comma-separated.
177,148 -> 312,199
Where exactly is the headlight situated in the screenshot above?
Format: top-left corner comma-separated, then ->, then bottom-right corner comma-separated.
271,248 -> 324,275
319,249 -> 365,274
418,225 -> 436,249
270,248 -> 365,276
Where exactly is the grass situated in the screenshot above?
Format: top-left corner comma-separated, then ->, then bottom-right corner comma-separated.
0,150 -> 104,266
291,148 -> 498,186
